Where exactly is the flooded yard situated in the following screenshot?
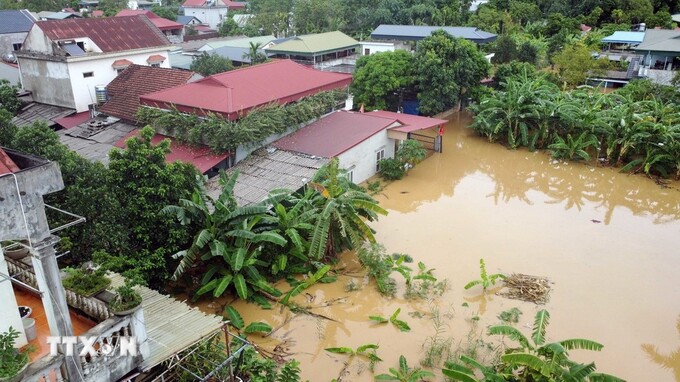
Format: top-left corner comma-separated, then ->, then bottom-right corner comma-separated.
220,111 -> 680,381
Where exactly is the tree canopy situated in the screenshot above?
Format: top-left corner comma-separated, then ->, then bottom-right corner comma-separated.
351,50 -> 417,111
415,30 -> 491,116
190,52 -> 234,76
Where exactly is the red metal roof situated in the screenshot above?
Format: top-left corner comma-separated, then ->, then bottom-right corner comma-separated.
53,111 -> 91,129
115,130 -> 228,173
0,148 -> 20,175
100,64 -> 196,122
368,110 -> 447,133
36,15 -> 170,53
273,110 -> 398,157
182,0 -> 246,8
115,10 -> 183,31
140,60 -> 352,120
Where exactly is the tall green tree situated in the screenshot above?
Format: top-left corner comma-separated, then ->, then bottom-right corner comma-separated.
242,42 -> 267,65
415,30 -> 491,116
190,52 -> 234,76
552,41 -> 611,88
218,17 -> 241,36
351,50 -> 417,111
292,0 -> 347,34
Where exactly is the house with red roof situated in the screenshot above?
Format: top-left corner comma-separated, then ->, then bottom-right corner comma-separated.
116,10 -> 184,43
16,15 -> 172,113
140,59 -> 352,120
100,64 -> 201,123
273,110 -> 447,183
182,0 -> 246,29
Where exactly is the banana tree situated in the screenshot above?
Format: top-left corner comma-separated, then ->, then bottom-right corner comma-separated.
308,158 -> 387,260
488,309 -> 624,381
163,171 -> 286,301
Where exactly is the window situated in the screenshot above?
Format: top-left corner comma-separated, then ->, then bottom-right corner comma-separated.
12,43 -> 22,51
364,48 -> 370,55
376,149 -> 385,171
116,68 -> 126,74
345,166 -> 355,183
150,63 -> 161,68
83,72 -> 94,78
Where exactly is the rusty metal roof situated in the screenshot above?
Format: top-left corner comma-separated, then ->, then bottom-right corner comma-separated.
36,15 -> 170,53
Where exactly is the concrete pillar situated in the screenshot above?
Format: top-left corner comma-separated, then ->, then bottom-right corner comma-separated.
30,235 -> 84,381
129,308 -> 150,360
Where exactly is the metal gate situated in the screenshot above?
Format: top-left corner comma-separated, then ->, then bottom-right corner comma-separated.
409,132 -> 441,152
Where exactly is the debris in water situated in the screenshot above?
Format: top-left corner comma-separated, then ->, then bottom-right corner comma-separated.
591,219 -> 601,223
498,273 -> 551,304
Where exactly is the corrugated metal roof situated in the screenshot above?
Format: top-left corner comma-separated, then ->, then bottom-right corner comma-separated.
634,29 -> 680,52
114,130 -> 228,174
36,15 -> 170,53
206,148 -> 328,205
177,15 -> 201,25
265,31 -> 359,55
0,10 -> 36,34
211,45 -> 273,63
140,59 -> 352,119
108,274 -> 223,371
12,103 -> 75,127
0,147 -> 20,175
369,110 -> 448,133
273,110 -> 396,157
370,24 -> 497,43
601,31 -> 645,44
116,10 -> 183,31
199,35 -> 276,51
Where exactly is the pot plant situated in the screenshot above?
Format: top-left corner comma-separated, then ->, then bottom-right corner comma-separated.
1,240 -> 29,261
110,280 -> 143,316
0,327 -> 33,382
62,264 -> 111,297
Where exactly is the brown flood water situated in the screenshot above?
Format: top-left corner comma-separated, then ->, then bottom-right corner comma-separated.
195,111 -> 680,381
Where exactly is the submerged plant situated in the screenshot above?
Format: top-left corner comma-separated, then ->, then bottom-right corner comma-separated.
443,309 -> 625,382
498,307 -> 523,324
375,355 -> 434,381
224,306 -> 273,335
325,343 -> 382,373
369,308 -> 411,332
464,258 -> 505,292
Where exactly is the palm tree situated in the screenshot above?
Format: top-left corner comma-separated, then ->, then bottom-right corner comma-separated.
307,158 -> 387,260
163,171 -> 286,300
243,42 -> 267,65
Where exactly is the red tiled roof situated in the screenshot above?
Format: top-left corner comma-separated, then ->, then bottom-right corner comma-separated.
273,110 -> 398,157
100,64 -> 196,122
35,15 -> 170,53
112,59 -> 133,68
368,110 -> 447,133
140,60 -> 352,120
147,54 -> 166,62
54,111 -> 91,129
114,130 -> 228,173
182,0 -> 246,8
116,10 -> 183,31
0,148 -> 20,175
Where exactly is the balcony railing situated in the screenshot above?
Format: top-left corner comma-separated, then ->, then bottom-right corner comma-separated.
23,354 -> 67,382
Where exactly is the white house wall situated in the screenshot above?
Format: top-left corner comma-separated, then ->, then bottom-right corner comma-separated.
0,251 -> 28,347
184,6 -> 227,29
19,59 -> 75,109
337,131 -> 395,184
66,50 -> 171,112
360,42 -> 395,56
21,26 -> 56,55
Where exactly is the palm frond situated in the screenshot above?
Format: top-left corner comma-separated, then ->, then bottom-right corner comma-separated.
488,325 -> 533,350
559,339 -> 604,352
532,309 -> 550,346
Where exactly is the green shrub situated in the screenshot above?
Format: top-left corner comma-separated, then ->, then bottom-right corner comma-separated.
62,265 -> 111,296
378,158 -> 405,180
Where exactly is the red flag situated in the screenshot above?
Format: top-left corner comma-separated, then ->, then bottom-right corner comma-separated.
359,103 -> 364,113
438,125 -> 444,136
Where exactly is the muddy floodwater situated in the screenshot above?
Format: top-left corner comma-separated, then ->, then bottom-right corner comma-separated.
199,111 -> 680,381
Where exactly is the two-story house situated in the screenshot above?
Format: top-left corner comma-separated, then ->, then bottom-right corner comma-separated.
181,0 -> 246,29
0,10 -> 36,61
16,15 -> 172,113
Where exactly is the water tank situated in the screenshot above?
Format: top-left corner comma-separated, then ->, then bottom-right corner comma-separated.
95,85 -> 107,104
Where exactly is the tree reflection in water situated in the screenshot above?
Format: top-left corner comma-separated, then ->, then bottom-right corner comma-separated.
642,315 -> 680,382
